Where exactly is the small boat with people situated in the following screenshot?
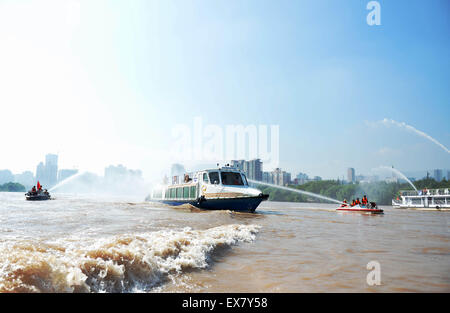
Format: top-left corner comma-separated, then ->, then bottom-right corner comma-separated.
147,165 -> 269,212
25,181 -> 51,201
336,195 -> 384,214
392,188 -> 450,210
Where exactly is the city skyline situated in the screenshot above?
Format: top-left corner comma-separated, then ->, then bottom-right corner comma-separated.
1,152 -> 449,188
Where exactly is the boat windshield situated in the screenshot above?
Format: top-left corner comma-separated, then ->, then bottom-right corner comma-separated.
221,172 -> 244,186
209,171 -> 220,184
241,173 -> 248,186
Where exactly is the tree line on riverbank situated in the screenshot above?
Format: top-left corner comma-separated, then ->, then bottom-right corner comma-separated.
255,178 -> 450,205
0,182 -> 26,192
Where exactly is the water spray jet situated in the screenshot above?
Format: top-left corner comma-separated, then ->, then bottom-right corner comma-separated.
381,118 -> 450,154
48,171 -> 87,192
373,166 -> 418,192
248,179 -> 347,205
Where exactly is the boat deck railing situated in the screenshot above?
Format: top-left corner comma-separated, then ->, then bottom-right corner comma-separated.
401,188 -> 450,196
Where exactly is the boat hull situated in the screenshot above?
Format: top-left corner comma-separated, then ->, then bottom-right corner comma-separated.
337,205 -> 383,214
26,195 -> 50,201
156,194 -> 269,212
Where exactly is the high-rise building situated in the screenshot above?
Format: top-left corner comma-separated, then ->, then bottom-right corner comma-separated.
45,154 -> 58,187
272,168 -> 282,186
271,168 -> 290,186
36,162 -> 46,184
231,159 -> 262,181
433,169 -> 443,182
247,159 -> 262,181
284,172 -> 292,185
347,168 -> 355,183
262,172 -> 272,183
447,170 -> 450,181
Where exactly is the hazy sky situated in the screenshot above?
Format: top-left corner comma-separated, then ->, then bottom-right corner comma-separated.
1,0 -> 449,180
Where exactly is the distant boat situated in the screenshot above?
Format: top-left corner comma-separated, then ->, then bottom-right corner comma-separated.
148,166 -> 268,212
25,189 -> 51,201
392,189 -> 450,210
336,203 -> 384,214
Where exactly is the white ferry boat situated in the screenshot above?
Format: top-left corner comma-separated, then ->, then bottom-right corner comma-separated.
148,166 -> 269,212
392,188 -> 450,210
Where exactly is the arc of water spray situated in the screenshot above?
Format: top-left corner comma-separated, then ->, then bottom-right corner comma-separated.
248,179 -> 346,205
382,118 -> 450,154
375,166 -> 418,192
48,171 -> 86,192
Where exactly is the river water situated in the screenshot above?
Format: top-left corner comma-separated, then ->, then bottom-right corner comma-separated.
0,192 -> 448,292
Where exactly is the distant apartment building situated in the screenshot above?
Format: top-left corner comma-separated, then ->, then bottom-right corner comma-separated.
271,168 -> 291,186
262,171 -> 272,184
36,162 -> 46,184
247,159 -> 262,181
105,164 -> 142,183
0,169 -> 14,184
447,170 -> 450,181
231,159 -> 262,181
433,169 -> 443,182
285,172 -> 292,185
14,171 -> 35,187
105,164 -> 128,181
58,169 -> 78,182
357,175 -> 379,183
295,172 -> 309,185
272,168 -> 282,186
45,154 -> 58,186
347,168 -> 355,183
231,159 -> 294,186
35,154 -> 59,187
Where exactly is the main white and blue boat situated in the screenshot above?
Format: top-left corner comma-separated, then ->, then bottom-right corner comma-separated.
148,166 -> 269,212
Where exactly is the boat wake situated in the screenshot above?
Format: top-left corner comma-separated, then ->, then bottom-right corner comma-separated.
0,224 -> 260,293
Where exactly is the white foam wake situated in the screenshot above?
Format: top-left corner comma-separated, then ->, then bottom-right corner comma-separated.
0,224 -> 260,293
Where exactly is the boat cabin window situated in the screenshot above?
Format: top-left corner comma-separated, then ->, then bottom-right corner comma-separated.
202,173 -> 209,183
183,186 -> 189,198
221,172 -> 244,186
209,171 -> 220,185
